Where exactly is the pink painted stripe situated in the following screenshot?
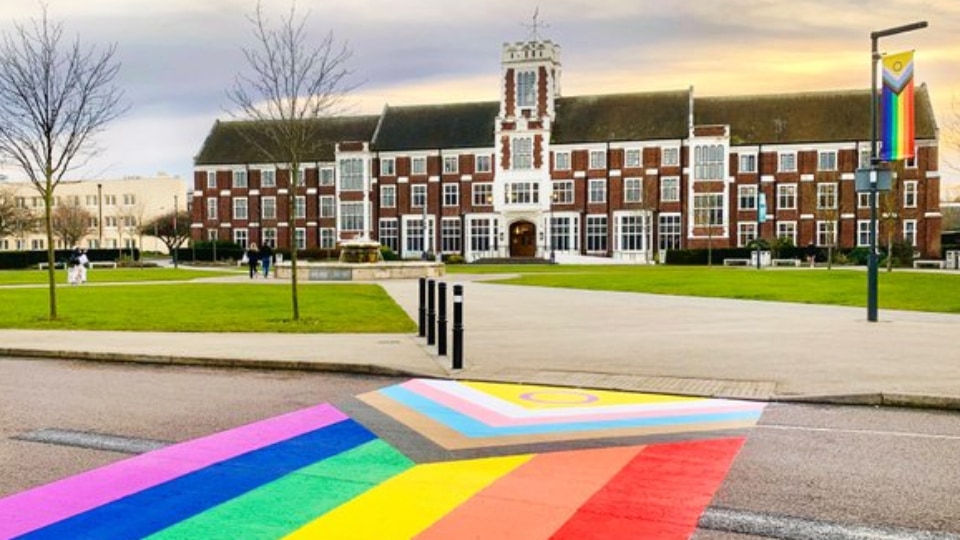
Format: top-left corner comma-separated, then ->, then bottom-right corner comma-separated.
0,404 -> 347,538
403,380 -> 763,428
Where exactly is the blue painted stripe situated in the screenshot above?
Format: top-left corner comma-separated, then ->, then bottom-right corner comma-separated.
17,419 -> 374,540
379,386 -> 762,438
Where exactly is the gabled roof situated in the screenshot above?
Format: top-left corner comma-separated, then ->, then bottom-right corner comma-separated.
373,102 -> 500,151
194,116 -> 380,165
551,90 -> 691,144
694,85 -> 938,145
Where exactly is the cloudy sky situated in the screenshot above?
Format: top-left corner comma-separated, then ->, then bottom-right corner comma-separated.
3,0 -> 959,194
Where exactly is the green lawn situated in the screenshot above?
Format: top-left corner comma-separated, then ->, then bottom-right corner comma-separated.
0,267 -> 239,285
448,264 -> 960,314
1,283 -> 415,333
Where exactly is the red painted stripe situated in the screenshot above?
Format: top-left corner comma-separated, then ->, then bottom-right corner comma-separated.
549,437 -> 745,540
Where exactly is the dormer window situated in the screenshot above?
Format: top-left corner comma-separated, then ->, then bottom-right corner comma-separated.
517,70 -> 536,109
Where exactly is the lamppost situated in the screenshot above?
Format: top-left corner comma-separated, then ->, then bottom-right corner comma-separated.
549,191 -> 557,264
97,183 -> 103,247
868,21 -> 927,322
173,194 -> 179,269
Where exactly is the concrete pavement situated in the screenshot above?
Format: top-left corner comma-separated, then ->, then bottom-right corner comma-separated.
2,273 -> 959,408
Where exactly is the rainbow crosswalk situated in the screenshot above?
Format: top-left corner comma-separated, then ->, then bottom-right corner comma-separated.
0,379 -> 766,539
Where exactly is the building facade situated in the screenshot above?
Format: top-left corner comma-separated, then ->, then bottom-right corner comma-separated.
0,176 -> 187,253
192,36 -> 941,262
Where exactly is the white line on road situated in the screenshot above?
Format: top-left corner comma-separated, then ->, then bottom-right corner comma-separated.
757,424 -> 960,441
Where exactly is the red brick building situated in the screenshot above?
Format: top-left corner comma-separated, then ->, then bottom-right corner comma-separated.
192,36 -> 941,262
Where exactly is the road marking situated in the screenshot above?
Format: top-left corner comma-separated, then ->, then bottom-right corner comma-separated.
758,424 -> 960,441
700,506 -> 960,540
14,428 -> 169,454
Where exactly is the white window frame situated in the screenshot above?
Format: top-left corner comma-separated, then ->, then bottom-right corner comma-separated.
818,150 -> 838,171
662,147 -> 680,166
625,148 -> 642,169
586,215 -> 608,252
261,196 -> 276,220
412,184 -> 427,208
294,195 -> 306,219
857,220 -> 871,247
738,185 -> 758,210
232,197 -> 248,220
319,195 -> 335,218
738,222 -> 757,247
319,166 -> 335,186
294,228 -> 306,250
472,183 -> 493,206
440,217 -> 461,253
903,219 -> 917,247
778,184 -> 797,210
858,192 -> 872,209
516,70 -> 536,108
694,144 -> 725,180
658,213 -> 682,251
206,171 -> 217,189
816,220 -> 837,247
589,150 -> 606,170
443,155 -> 459,174
778,152 -> 797,173
339,202 -> 365,232
739,153 -> 757,173
777,221 -> 797,245
233,228 -> 248,248
380,185 -> 396,208
615,213 -> 647,252
412,156 -> 427,176
339,158 -> 365,191
588,179 -> 606,203
553,181 -> 574,204
443,184 -> 459,207
817,183 -> 838,210
505,182 -> 539,205
378,219 -> 398,252
233,170 -> 248,188
904,181 -> 918,208
380,157 -> 396,177
475,154 -> 492,173
623,178 -> 642,203
512,137 -> 533,170
206,197 -> 218,220
319,228 -> 335,249
554,151 -> 571,171
693,193 -> 725,227
660,176 -> 680,202
260,169 -> 276,187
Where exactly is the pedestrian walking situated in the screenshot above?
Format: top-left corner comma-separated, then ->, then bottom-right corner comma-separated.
67,247 -> 82,285
260,243 -> 274,278
78,249 -> 90,283
246,243 -> 259,278
805,243 -> 817,268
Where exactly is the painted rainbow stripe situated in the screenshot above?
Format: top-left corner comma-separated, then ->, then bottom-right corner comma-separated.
880,50 -> 915,162
0,380 -> 765,539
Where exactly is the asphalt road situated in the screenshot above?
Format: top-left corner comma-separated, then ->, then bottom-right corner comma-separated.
2,358 -> 958,539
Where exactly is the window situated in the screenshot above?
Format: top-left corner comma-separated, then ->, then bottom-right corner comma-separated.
738,185 -> 757,210
586,216 -> 607,252
553,181 -> 574,204
517,70 -> 536,108
85,195 -> 97,207
233,229 -> 248,248
380,185 -> 396,208
378,219 -> 398,252
659,214 -> 682,251
777,222 -> 797,245
588,179 -> 606,203
739,154 -> 757,173
340,158 -> 364,190
103,194 -> 117,206
319,166 -> 334,186
412,184 -> 427,208
818,151 -> 837,171
662,147 -> 680,166
469,218 -> 494,253
817,221 -> 837,246
443,155 -> 458,174
512,138 -> 533,169
294,196 -> 306,219
319,228 -> 335,249
261,169 -> 276,187
858,192 -> 872,209
339,202 -> 365,232
233,198 -> 248,220
319,196 -> 335,218
693,193 -> 724,226
294,228 -> 306,250
206,198 -> 217,220
860,150 -> 871,168
617,214 -> 646,251
260,196 -> 276,219
404,217 -> 434,253
778,152 -> 797,172
904,181 -> 918,208
233,170 -> 248,188
589,150 -> 606,170
694,145 -> 725,180
624,178 -> 642,203
660,177 -> 679,202
903,220 -> 917,247
817,183 -> 837,210
206,171 -> 217,189
506,182 -> 539,204
294,167 -> 307,187
472,183 -> 493,206
443,184 -> 459,206
206,229 -> 218,242
123,216 -> 137,227
550,216 -> 577,252
554,151 -> 571,170
380,158 -> 396,177
778,184 -> 797,210
905,155 -> 917,168
412,157 -> 427,175
262,228 -> 276,248
441,218 -> 461,253
476,154 -> 492,173
625,149 -> 642,168
122,193 -> 135,206
738,223 -> 757,247
857,220 -> 871,247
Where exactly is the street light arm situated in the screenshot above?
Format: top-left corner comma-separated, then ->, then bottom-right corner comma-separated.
871,21 -> 928,40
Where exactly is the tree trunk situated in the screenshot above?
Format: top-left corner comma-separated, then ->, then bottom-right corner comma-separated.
43,182 -> 57,319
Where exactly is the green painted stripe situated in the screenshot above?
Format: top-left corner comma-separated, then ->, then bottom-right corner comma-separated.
147,439 -> 414,540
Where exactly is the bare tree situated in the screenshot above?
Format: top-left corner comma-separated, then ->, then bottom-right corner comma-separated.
227,1 -> 355,321
140,210 -> 191,260
0,7 -> 124,319
0,185 -> 36,241
52,197 -> 93,248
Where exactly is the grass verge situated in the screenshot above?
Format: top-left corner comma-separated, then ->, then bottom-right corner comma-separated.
0,267 -> 239,285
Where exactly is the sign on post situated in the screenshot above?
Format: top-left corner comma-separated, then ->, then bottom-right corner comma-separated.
855,168 -> 893,192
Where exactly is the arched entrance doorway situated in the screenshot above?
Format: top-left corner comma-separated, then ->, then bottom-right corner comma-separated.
509,221 -> 537,258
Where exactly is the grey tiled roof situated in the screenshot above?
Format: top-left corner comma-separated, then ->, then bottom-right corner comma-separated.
695,85 -> 937,145
552,90 -> 692,144
373,102 -> 500,151
194,116 -> 380,165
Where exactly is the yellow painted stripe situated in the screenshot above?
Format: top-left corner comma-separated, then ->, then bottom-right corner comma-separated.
284,454 -> 531,540
463,381 -> 703,409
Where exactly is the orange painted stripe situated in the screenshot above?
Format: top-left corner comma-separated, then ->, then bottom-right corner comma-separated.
415,445 -> 644,540
550,437 -> 746,540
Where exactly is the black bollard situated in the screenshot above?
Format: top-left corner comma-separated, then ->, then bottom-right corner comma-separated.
427,279 -> 436,346
438,282 -> 447,356
452,284 -> 463,369
417,277 -> 426,337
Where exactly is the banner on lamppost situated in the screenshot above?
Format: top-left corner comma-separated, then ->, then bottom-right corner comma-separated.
880,50 -> 915,161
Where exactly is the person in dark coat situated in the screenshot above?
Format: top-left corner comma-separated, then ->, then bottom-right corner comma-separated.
260,243 -> 274,278
246,243 -> 259,278
805,243 -> 817,268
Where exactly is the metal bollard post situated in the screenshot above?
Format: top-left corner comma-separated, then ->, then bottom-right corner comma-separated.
427,279 -> 436,346
452,284 -> 463,369
437,282 -> 447,356
417,277 -> 426,337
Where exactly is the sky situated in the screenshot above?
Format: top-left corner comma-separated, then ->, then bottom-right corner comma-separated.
2,0 -> 959,196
